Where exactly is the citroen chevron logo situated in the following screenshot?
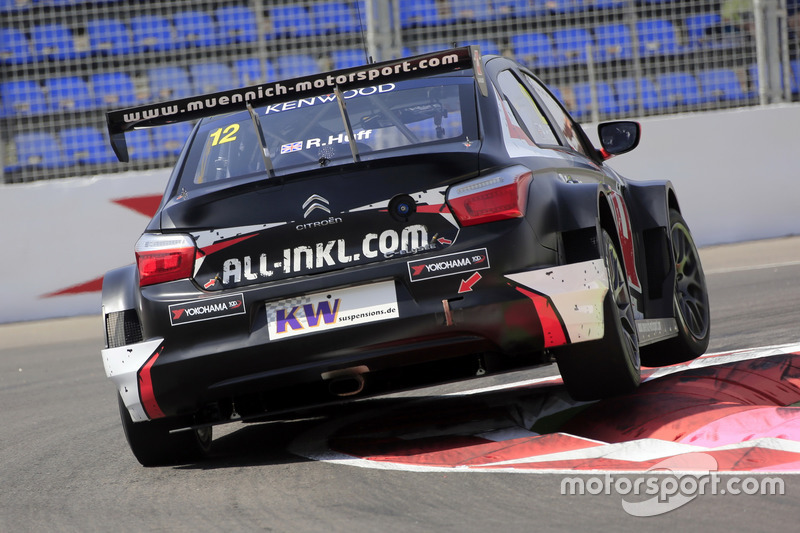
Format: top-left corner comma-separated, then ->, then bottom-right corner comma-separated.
302,194 -> 331,218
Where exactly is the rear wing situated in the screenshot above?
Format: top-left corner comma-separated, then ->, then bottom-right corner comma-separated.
107,46 -> 488,162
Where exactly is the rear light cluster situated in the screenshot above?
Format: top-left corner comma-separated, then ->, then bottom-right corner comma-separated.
135,234 -> 196,287
447,166 -> 532,226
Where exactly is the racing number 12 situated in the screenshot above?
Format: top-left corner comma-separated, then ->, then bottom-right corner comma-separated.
209,124 -> 239,146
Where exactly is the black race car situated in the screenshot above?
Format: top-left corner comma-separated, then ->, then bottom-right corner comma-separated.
102,47 -> 710,466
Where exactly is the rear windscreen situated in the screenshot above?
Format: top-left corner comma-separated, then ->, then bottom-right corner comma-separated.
177,77 -> 478,191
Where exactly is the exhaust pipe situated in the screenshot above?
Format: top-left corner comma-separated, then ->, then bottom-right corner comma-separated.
321,365 -> 369,397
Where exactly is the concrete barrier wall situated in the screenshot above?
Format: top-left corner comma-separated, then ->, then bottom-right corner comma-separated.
1,104 -> 798,324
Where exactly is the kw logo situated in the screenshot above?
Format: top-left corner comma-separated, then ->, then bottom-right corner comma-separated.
303,194 -> 331,218
276,299 -> 341,334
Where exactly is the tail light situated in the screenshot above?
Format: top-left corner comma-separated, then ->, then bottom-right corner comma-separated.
135,234 -> 196,287
447,166 -> 532,226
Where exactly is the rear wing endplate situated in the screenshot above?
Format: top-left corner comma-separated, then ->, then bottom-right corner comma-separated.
107,46 -> 488,162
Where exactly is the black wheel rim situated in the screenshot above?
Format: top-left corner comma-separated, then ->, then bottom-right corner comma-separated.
672,222 -> 710,340
603,231 -> 640,369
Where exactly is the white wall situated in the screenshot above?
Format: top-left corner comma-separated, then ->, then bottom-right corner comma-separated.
1,104 -> 798,324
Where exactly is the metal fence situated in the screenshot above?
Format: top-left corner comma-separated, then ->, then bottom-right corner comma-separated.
2,0 -> 798,184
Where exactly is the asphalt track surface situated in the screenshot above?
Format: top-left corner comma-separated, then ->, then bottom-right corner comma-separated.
2,237 -> 799,532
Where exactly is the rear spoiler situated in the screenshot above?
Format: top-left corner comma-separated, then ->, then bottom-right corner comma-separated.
106,46 -> 488,162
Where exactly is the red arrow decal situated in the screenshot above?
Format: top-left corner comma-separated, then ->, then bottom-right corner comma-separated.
458,272 -> 482,293
411,265 -> 426,277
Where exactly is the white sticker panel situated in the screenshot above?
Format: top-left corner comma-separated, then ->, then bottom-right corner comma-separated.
266,280 -> 399,341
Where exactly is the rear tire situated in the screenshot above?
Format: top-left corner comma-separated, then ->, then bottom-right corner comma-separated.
640,208 -> 710,366
555,228 -> 641,401
117,395 -> 212,467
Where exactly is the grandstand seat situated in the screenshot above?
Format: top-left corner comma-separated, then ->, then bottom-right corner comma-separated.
148,66 -> 193,100
572,82 -> 619,120
593,0 -> 627,8
13,132 -> 65,169
1,80 -> 48,116
276,54 -> 320,78
492,0 -> 543,18
614,77 -> 660,114
1,0 -> 31,13
697,69 -> 747,101
130,15 -> 177,52
552,28 -> 595,65
463,39 -> 501,56
215,6 -> 258,43
190,63 -> 236,94
400,0 -> 447,28
151,122 -> 194,157
448,1 -> 495,21
656,72 -> 704,107
685,13 -> 725,49
1,27 -> 35,64
31,23 -> 85,60
45,76 -> 94,112
332,49 -> 368,70
91,72 -> 140,108
60,127 -> 117,165
543,0 -> 586,13
235,58 -> 277,86
125,129 -> 159,161
593,24 -> 633,62
270,4 -> 314,38
791,60 -> 800,95
86,18 -> 133,56
511,32 -> 558,69
174,10 -> 221,48
312,2 -> 360,34
636,19 -> 682,57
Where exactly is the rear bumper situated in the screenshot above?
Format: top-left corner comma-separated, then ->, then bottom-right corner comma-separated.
104,223 -> 609,422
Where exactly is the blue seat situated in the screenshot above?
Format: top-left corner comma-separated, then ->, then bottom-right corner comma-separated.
190,63 -> 236,94
276,54 -> 319,78
130,15 -> 176,52
594,24 -> 633,61
174,10 -> 220,48
552,27 -> 595,65
270,4 -> 314,38
543,0 -> 586,13
492,0 -> 543,17
685,13 -> 724,49
148,67 -> 192,100
332,49 -> 368,70
215,6 -> 258,43
448,1 -> 495,21
45,76 -> 94,111
235,58 -> 276,86
791,60 -> 800,95
512,32 -> 558,69
1,80 -> 48,116
60,127 -> 117,165
1,27 -> 34,64
614,77 -> 660,113
91,72 -> 140,108
151,122 -> 194,157
572,82 -> 619,119
697,69 -> 746,101
31,23 -> 84,60
400,0 -> 446,28
1,0 -> 31,13
125,129 -> 159,160
636,19 -> 681,57
13,132 -> 65,168
656,72 -> 704,107
312,2 -> 360,34
86,18 -> 132,56
463,39 -> 501,56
